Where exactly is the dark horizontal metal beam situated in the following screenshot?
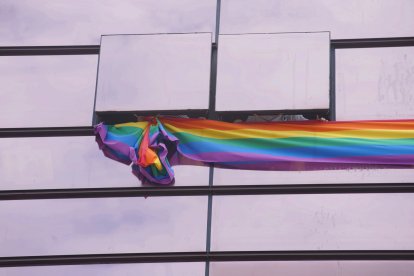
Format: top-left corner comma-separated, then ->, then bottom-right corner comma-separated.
2,183 -> 414,201
0,36 -> 412,57
0,252 -> 205,267
217,109 -> 328,116
0,186 -> 208,200
0,127 -> 94,138
331,37 -> 414,49
2,251 -> 414,267
0,45 -> 100,56
96,110 -> 209,125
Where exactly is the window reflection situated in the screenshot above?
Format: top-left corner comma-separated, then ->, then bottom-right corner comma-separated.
212,194 -> 414,251
1,263 -> 205,276
216,32 -> 329,111
0,0 -> 216,45
336,47 -> 414,120
96,34 -> 212,111
220,0 -> 414,39
0,55 -> 97,128
211,261 -> 414,276
0,196 -> 207,256
213,167 -> 414,185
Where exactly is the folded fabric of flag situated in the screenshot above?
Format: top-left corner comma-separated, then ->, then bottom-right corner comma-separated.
95,117 -> 414,185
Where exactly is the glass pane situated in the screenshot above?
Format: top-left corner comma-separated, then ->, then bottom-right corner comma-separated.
213,167 -> 414,185
1,263 -> 205,276
220,0 -> 414,39
0,55 -> 97,128
216,32 -> 329,111
336,47 -> 414,120
0,0 -> 216,45
211,261 -> 414,276
0,196 -> 207,256
0,136 -> 209,190
212,194 -> 414,250
96,33 -> 212,111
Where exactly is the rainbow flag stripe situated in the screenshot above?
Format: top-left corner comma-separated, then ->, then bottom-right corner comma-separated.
94,117 -> 414,184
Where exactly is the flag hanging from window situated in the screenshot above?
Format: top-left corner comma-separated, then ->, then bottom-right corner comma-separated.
95,117 -> 414,185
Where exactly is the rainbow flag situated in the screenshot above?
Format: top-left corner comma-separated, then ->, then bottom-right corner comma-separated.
95,117 -> 414,184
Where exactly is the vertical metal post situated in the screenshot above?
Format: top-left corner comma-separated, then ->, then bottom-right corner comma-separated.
208,0 -> 221,120
206,1 -> 221,275
208,45 -> 218,120
215,0 -> 221,44
205,165 -> 214,276
329,36 -> 336,121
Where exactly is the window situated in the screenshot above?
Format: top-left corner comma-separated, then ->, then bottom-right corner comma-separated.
0,55 -> 97,128
0,0 -> 217,45
216,32 -> 330,111
96,33 -> 212,112
220,0 -> 414,39
336,46 -> 414,120
210,261 -> 414,276
0,197 -> 207,256
212,194 -> 414,251
2,263 -> 205,276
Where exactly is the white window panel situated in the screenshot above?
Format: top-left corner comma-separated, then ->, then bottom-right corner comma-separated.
212,193 -> 414,251
0,0 -> 216,45
220,0 -> 414,39
0,196 -> 207,256
2,263 -> 204,276
211,261 -> 414,276
0,55 -> 97,128
336,46 -> 414,120
216,32 -> 329,111
96,33 -> 212,111
213,167 -> 414,185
